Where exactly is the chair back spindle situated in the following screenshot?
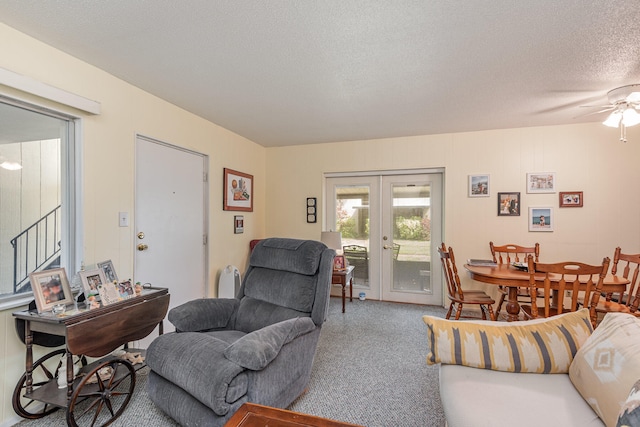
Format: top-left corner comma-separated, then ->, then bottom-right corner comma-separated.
525,255 -> 610,328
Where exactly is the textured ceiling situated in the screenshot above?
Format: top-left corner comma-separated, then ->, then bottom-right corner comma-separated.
1,1 -> 640,147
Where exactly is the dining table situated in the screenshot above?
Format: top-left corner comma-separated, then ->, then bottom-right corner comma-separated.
464,262 -> 629,321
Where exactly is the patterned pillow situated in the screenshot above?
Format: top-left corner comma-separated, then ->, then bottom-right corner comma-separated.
618,379 -> 640,427
569,313 -> 640,427
423,308 -> 593,373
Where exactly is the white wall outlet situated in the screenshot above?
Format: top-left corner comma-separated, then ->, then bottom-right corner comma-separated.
119,212 -> 129,227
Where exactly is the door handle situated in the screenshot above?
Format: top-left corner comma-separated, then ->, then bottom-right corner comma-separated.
137,244 -> 148,251
383,245 -> 392,250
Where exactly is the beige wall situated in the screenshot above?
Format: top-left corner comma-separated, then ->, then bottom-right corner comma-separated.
2,21 -> 640,426
0,23 -> 265,425
266,124 -> 640,294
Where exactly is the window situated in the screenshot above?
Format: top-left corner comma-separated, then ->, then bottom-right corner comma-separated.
0,98 -> 79,303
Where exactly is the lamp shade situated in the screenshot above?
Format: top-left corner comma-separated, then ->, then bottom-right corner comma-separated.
321,231 -> 342,251
622,108 -> 640,127
603,110 -> 622,128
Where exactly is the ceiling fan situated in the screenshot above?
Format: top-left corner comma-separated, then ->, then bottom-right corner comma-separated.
582,84 -> 640,142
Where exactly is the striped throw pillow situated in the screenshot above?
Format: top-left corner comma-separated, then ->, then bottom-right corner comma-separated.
423,309 -> 593,373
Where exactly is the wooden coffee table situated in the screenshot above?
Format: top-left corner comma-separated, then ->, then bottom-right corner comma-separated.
225,403 -> 363,427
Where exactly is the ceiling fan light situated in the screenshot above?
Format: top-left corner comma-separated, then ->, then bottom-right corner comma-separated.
626,92 -> 640,103
622,108 -> 640,127
603,110 -> 622,127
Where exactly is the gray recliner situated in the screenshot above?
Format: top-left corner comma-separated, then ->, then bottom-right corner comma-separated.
145,238 -> 335,427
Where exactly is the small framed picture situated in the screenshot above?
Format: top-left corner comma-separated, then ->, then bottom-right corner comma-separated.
497,192 -> 520,216
529,207 -> 554,232
97,259 -> 118,282
98,281 -> 121,306
559,191 -> 583,207
117,279 -> 135,299
29,268 -> 74,313
234,215 -> 244,234
527,173 -> 556,193
306,197 -> 317,223
333,255 -> 347,271
468,174 -> 490,197
79,268 -> 108,300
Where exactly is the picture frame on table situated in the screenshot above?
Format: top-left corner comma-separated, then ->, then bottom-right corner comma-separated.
98,281 -> 121,306
333,255 -> 347,271
117,279 -> 135,299
223,168 -> 253,212
527,172 -> 556,193
497,192 -> 520,216
529,207 -> 554,232
79,268 -> 107,300
97,259 -> 118,283
29,268 -> 74,313
559,191 -> 583,207
468,174 -> 490,197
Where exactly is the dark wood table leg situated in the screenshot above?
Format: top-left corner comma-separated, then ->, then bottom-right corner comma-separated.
25,321 -> 33,394
505,286 -> 521,321
341,279 -> 346,313
349,276 -> 353,302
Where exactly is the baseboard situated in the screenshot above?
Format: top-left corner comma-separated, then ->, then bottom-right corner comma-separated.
1,413 -> 23,427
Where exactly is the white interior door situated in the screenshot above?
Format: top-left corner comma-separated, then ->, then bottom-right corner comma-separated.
133,135 -> 208,348
326,171 -> 442,305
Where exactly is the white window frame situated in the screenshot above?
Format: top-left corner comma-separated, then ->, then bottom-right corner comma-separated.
0,95 -> 82,310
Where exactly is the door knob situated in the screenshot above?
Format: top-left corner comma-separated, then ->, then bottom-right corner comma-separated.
137,244 -> 148,251
137,232 -> 145,239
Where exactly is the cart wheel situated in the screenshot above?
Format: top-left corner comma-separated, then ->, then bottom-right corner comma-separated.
12,349 -> 87,419
66,358 -> 135,427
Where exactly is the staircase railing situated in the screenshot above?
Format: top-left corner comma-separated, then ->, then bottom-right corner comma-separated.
10,205 -> 61,293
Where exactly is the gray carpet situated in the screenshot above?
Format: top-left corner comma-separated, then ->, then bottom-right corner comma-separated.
15,298 -> 447,426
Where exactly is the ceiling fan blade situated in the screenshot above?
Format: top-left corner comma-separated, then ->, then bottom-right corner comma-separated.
573,106 -> 615,119
578,105 -> 614,109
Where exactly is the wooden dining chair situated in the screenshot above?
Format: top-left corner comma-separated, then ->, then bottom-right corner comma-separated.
489,242 -> 540,314
439,243 -> 497,321
593,247 -> 640,318
521,255 -> 610,328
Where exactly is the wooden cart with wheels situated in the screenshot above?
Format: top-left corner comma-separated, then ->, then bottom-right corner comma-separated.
13,287 -> 169,426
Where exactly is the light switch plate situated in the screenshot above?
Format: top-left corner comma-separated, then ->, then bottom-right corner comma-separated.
119,212 -> 129,227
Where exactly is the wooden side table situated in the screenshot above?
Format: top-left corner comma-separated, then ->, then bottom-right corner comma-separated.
332,265 -> 355,313
225,402 -> 363,427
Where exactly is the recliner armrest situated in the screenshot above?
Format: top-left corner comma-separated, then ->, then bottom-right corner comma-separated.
168,298 -> 239,332
224,317 -> 316,370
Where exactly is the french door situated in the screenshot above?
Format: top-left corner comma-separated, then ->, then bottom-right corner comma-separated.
325,171 -> 442,305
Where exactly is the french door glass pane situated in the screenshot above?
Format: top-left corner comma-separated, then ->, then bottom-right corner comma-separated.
391,183 -> 431,293
335,185 -> 370,287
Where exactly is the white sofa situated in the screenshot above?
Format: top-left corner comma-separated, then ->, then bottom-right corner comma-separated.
423,309 -> 640,427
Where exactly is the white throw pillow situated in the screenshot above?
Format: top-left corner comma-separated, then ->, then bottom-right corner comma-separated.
569,313 -> 640,427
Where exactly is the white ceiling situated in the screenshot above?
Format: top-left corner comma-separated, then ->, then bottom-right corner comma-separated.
1,1 -> 640,147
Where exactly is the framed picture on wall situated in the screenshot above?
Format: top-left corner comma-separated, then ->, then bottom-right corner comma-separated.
529,207 -> 553,232
234,215 -> 244,234
497,192 -> 520,216
527,173 -> 556,193
468,174 -> 490,197
223,168 -> 253,211
559,191 -> 583,207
